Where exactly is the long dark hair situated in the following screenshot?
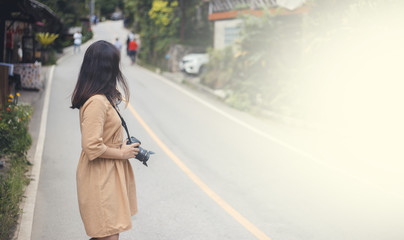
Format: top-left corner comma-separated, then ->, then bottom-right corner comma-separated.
71,40 -> 129,109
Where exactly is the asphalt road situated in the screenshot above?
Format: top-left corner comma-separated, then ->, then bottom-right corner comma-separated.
31,21 -> 404,240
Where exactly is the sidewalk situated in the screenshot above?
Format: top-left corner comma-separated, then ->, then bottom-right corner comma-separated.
12,45 -> 76,240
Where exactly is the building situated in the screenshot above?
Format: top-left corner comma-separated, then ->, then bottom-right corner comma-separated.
208,0 -> 308,49
0,0 -> 62,105
0,0 -> 62,63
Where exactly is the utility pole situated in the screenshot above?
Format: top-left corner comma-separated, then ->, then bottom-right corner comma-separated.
89,0 -> 95,23
179,0 -> 185,43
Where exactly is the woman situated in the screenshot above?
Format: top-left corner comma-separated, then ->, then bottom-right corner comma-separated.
71,40 -> 139,240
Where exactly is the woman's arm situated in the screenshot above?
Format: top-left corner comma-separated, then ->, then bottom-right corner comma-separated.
100,142 -> 139,159
81,96 -> 140,160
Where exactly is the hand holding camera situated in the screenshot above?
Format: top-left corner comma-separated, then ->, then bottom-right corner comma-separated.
126,136 -> 154,167
121,142 -> 140,159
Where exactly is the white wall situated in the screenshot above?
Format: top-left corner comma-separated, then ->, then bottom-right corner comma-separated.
213,19 -> 242,49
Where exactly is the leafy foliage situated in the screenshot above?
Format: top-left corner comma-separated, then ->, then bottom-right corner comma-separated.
39,0 -> 88,29
201,47 -> 234,89
202,12 -> 302,113
96,0 -> 124,19
147,1 -> 179,61
0,94 -> 32,239
0,95 -> 32,157
38,0 -> 91,54
124,0 -> 212,66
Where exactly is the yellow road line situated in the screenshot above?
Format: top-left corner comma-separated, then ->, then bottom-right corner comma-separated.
127,103 -> 272,240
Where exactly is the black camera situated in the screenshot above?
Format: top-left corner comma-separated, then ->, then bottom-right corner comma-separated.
127,136 -> 154,167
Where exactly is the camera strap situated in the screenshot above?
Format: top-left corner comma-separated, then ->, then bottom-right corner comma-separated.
111,103 -> 131,141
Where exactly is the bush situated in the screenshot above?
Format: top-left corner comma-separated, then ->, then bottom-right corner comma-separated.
82,27 -> 93,44
0,94 -> 32,239
201,13 -> 304,114
201,47 -> 234,89
0,97 -> 32,157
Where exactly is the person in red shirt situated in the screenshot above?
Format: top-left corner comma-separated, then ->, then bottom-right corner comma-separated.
128,39 -> 138,65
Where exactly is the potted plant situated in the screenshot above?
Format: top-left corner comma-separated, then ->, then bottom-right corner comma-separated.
35,32 -> 59,64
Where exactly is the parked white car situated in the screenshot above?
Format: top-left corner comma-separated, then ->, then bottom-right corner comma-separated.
179,53 -> 209,75
111,12 -> 123,20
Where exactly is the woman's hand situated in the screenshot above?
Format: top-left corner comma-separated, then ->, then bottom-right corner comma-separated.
120,142 -> 140,159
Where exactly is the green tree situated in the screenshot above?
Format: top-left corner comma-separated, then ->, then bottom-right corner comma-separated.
39,0 -> 88,28
147,0 -> 179,61
96,0 -> 124,19
123,0 -> 212,66
178,0 -> 211,46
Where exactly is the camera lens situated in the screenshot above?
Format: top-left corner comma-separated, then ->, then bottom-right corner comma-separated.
127,136 -> 154,166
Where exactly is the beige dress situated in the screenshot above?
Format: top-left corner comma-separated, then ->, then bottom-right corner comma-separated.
76,94 -> 137,237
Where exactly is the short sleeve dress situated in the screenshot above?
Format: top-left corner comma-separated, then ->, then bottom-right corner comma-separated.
76,94 -> 137,238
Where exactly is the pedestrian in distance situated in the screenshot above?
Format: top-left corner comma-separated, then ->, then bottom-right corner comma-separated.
73,31 -> 82,53
71,40 -> 139,240
17,43 -> 23,62
114,37 -> 122,52
128,38 -> 138,65
126,32 -> 134,56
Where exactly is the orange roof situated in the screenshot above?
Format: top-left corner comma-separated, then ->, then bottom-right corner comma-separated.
208,5 -> 309,21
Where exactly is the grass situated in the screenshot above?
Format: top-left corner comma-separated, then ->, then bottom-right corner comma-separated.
0,155 -> 30,239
